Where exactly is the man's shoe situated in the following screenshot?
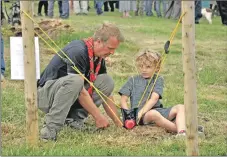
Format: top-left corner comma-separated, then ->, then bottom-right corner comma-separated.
40,126 -> 57,141
65,118 -> 90,131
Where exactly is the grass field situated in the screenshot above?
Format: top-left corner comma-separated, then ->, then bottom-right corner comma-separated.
1,1 -> 227,156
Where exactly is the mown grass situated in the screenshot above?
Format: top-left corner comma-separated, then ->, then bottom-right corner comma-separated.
1,1 -> 227,156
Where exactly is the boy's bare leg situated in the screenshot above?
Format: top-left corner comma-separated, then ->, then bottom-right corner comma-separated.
143,110 -> 177,132
168,104 -> 186,132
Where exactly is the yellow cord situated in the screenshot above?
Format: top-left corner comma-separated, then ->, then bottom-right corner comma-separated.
21,10 -> 123,126
137,12 -> 186,124
21,10 -> 186,127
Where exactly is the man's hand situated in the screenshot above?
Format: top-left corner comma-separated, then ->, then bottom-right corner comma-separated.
95,114 -> 109,128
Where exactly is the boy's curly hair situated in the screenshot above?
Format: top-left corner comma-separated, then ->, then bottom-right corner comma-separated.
135,48 -> 162,72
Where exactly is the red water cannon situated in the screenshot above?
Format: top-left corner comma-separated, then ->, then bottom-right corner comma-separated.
124,119 -> 136,129
121,108 -> 138,130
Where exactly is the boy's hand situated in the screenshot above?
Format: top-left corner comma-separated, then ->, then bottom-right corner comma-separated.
138,110 -> 143,121
137,110 -> 145,122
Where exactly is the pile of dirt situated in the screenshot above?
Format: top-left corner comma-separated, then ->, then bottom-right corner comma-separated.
9,19 -> 74,38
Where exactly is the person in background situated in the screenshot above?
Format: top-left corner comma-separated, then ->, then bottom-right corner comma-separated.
195,0 -> 202,24
1,2 -> 5,80
154,0 -> 169,18
74,0 -> 88,15
119,1 -> 137,18
48,0 -> 69,19
69,0 -> 73,12
216,1 -> 227,26
0,35 -> 5,81
115,1 -> 119,9
95,0 -> 104,15
164,0 -> 181,20
1,0 -> 5,21
144,0 -> 154,16
104,1 -> 115,12
38,0 -> 48,16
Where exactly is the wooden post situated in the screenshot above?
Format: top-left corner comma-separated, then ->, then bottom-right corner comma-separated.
182,1 -> 199,156
20,1 -> 39,146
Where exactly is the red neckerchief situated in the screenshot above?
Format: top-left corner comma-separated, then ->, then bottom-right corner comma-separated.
83,37 -> 102,97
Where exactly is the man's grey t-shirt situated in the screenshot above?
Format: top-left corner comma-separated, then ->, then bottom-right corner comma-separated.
37,40 -> 107,87
119,74 -> 164,110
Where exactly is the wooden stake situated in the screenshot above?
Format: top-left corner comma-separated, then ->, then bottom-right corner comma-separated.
20,1 -> 39,146
182,1 -> 199,156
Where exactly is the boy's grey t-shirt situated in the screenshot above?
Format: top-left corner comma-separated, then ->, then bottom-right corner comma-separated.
119,74 -> 164,110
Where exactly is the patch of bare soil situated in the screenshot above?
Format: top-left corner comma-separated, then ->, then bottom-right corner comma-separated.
85,114 -> 172,145
9,19 -> 74,39
92,124 -> 172,148
130,125 -> 168,138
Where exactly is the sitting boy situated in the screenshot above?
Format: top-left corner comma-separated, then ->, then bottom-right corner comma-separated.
119,48 -> 203,137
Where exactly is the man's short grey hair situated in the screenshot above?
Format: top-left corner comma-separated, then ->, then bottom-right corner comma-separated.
93,22 -> 125,42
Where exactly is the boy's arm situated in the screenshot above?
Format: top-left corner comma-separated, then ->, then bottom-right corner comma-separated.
102,96 -> 123,127
138,92 -> 159,119
120,95 -> 129,110
138,76 -> 164,119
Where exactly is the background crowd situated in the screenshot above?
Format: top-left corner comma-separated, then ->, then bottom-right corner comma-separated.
1,0 -> 227,25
